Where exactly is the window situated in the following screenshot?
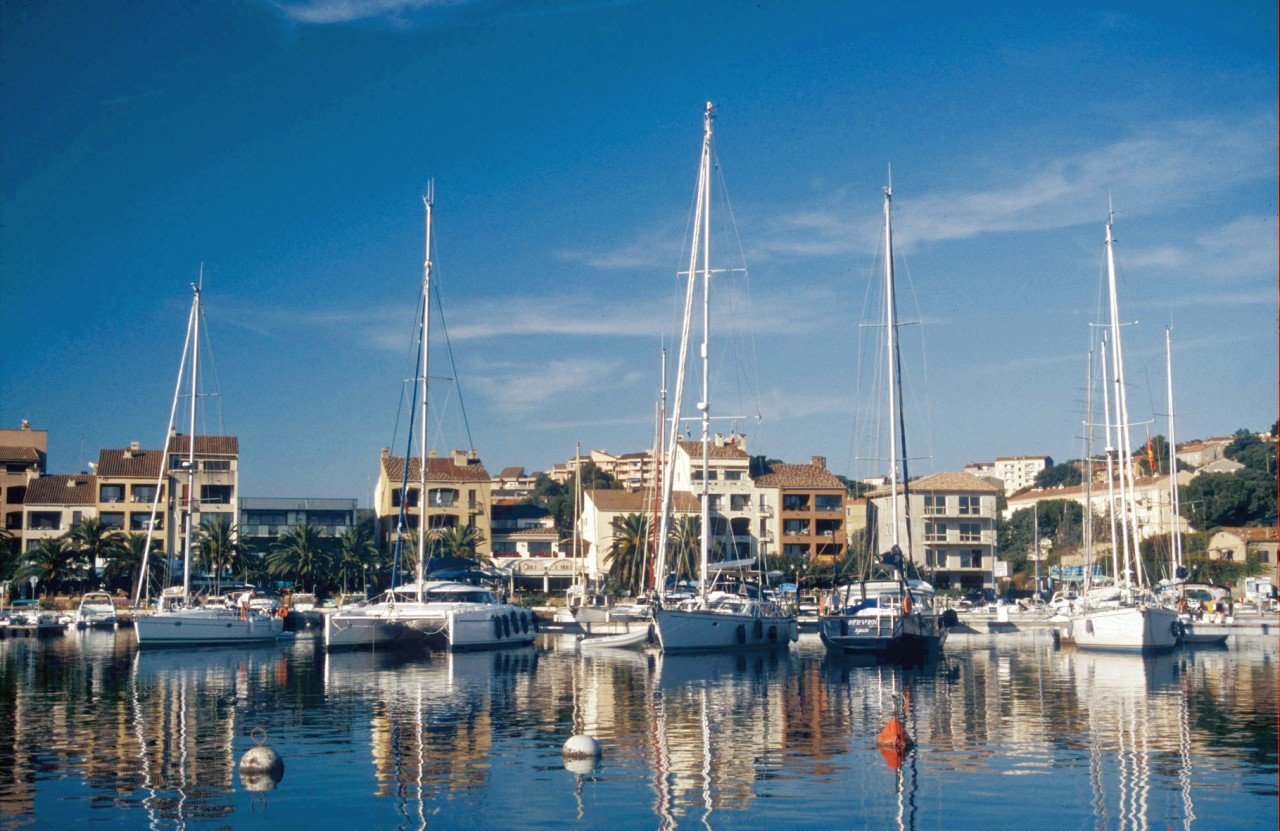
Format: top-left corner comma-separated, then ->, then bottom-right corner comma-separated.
6,485 -> 26,504
100,484 -> 125,503
958,495 -> 980,515
428,488 -> 459,508
723,470 -> 742,481
392,489 -> 420,508
100,512 -> 124,530
203,460 -> 231,472
783,519 -> 810,536
200,485 -> 233,504
730,494 -> 749,511
692,470 -> 718,481
924,494 -> 946,515
782,495 -> 810,511
4,512 -> 21,531
925,521 -> 947,542
960,549 -> 983,568
131,485 -> 158,504
707,494 -> 722,511
29,511 -> 61,530
924,549 -> 938,567
71,511 -> 82,526
815,494 -> 842,512
959,522 -> 981,542
428,514 -> 458,529
783,544 -> 809,557
130,513 -> 155,531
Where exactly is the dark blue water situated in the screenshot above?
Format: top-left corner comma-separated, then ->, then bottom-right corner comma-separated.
0,629 -> 1274,830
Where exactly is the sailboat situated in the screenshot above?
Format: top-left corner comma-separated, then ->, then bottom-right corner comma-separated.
651,103 -> 797,653
1065,211 -> 1179,652
818,179 -> 948,662
134,285 -> 284,646
325,190 -> 534,652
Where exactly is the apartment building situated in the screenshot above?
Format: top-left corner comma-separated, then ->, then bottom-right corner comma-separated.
92,434 -> 239,554
0,421 -> 46,536
579,488 -> 699,580
751,456 -> 846,561
238,497 -> 357,555
374,448 -> 492,556
868,472 -> 1000,591
671,435 -> 758,561
21,475 -> 97,553
1005,472 -> 1192,542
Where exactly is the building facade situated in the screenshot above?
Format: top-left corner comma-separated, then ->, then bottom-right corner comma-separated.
238,497 -> 358,554
21,475 -> 97,553
1005,472 -> 1192,542
869,472 -> 1000,591
374,448 -> 492,556
0,422 -> 47,537
670,435 -> 759,561
751,456 -> 846,561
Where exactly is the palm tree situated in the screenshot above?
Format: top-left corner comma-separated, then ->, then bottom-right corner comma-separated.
606,513 -> 649,595
18,537 -> 89,595
267,523 -> 330,593
668,515 -> 702,583
0,529 -> 20,583
333,525 -> 377,594
69,516 -> 121,584
434,525 -> 486,562
198,515 -> 242,595
102,533 -> 165,594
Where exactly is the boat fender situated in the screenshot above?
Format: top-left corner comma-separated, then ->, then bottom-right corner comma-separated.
789,621 -> 799,642
520,612 -> 530,634
531,613 -> 540,633
1064,621 -> 1073,639
840,619 -> 849,637
1085,619 -> 1094,635
753,619 -> 764,640
502,615 -> 511,639
493,616 -> 503,639
767,624 -> 777,642
508,610 -> 519,631
1171,621 -> 1184,639
735,624 -> 746,645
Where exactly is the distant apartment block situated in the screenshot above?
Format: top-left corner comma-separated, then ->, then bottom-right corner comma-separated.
0,421 -> 46,536
1004,471 -> 1193,542
1175,437 -> 1233,469
869,472 -> 1000,591
374,448 -> 492,557
672,434 -> 758,561
238,497 -> 357,554
964,455 -> 1050,496
752,456 -> 846,561
546,448 -> 657,492
491,466 -> 540,502
21,474 -> 97,553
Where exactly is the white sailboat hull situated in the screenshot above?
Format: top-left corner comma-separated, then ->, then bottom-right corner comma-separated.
135,609 -> 283,646
1066,604 -> 1179,652
655,608 -> 796,653
326,602 -> 536,651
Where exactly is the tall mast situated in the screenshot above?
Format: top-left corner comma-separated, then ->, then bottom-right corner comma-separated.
648,348 -> 667,591
697,102 -> 714,600
1099,334 -> 1120,585
1165,327 -> 1182,575
416,185 -> 434,601
1081,347 -> 1095,592
1104,213 -> 1144,589
655,103 -> 713,596
182,284 -> 201,603
573,441 -> 582,585
883,180 -> 901,553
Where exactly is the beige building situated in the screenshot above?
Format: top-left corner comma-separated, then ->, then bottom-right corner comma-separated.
579,488 -> 699,580
21,474 -> 97,553
1005,472 -> 1192,542
92,434 -> 239,557
1176,437 -> 1233,469
1,422 -> 47,537
1206,527 -> 1278,584
672,435 -> 760,561
491,466 -> 540,502
869,472 -> 1001,591
374,449 -> 492,556
751,456 -> 846,562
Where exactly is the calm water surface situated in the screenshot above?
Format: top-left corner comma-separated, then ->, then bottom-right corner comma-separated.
0,628 -> 1274,830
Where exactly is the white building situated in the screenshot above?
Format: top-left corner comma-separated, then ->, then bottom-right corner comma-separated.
1005,472 -> 1193,542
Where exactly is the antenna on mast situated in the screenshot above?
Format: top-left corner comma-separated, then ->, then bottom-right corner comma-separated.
886,163 -> 893,196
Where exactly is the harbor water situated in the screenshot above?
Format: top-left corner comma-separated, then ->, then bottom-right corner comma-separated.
0,629 -> 1275,830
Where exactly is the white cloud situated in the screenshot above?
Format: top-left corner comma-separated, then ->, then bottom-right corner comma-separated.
267,0 -> 464,25
469,357 -> 640,414
1125,214 -> 1278,284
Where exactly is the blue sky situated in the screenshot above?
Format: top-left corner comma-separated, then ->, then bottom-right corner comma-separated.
2,1 -> 1275,502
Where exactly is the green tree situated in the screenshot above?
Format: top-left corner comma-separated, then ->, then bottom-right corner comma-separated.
18,537 -> 89,595
1133,435 -> 1171,476
1182,470 -> 1276,530
1033,461 -> 1082,489
667,515 -> 702,582
69,516 -> 121,584
605,513 -> 650,595
267,523 -> 331,592
998,500 -> 1085,576
102,533 -> 165,594
197,515 -> 242,595
434,524 -> 487,562
0,530 -> 20,582
333,525 -> 378,594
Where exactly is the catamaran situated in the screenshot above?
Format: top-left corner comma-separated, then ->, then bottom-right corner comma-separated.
325,189 -> 533,652
134,285 -> 284,646
818,179 -> 948,662
1064,211 -> 1178,652
651,103 -> 796,653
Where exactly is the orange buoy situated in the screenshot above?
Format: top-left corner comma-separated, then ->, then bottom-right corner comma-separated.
876,716 -> 912,749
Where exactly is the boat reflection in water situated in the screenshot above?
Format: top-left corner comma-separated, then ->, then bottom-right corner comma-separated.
0,631 -> 1274,829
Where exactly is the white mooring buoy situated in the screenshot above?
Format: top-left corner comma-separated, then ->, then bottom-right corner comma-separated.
562,734 -> 601,760
239,727 -> 284,792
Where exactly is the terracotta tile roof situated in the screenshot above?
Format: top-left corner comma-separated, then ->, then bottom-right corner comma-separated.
96,448 -> 164,478
1215,526 -> 1279,543
618,451 -> 651,460
869,471 -> 1001,497
587,489 -> 699,513
496,466 -> 526,479
994,455 -> 1050,462
0,446 -> 42,463
382,455 -> 490,483
677,440 -> 749,461
25,475 -> 97,505
752,462 -> 844,489
97,435 -> 238,478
